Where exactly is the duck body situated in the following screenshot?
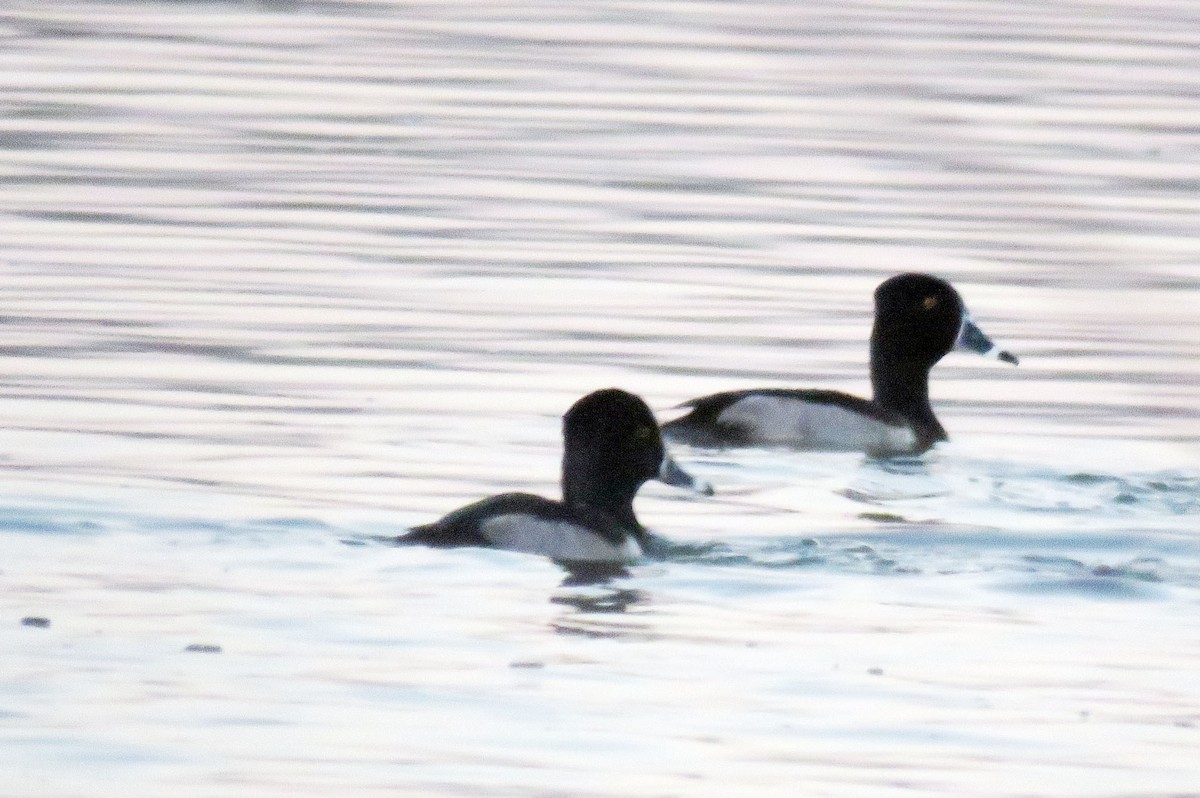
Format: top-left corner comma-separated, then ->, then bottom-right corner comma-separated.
401,492 -> 647,564
664,388 -> 923,454
663,274 -> 1017,456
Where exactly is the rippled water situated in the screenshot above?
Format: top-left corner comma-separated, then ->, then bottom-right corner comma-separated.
2,2 -> 1198,796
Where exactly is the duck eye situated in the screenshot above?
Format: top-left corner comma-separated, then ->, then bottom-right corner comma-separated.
632,425 -> 654,441
922,296 -> 938,311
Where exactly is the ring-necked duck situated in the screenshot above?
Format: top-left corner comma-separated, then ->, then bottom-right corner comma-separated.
662,273 -> 1018,456
397,388 -> 713,565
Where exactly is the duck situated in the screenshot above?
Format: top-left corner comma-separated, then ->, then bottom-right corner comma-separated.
397,388 -> 713,565
662,273 -> 1018,456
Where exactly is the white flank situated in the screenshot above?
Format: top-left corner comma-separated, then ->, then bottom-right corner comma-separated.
481,515 -> 642,563
717,395 -> 918,452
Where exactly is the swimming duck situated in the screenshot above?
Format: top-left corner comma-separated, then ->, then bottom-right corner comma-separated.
398,388 -> 712,565
662,273 -> 1018,456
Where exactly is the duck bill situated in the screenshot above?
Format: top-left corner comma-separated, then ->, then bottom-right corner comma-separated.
955,312 -> 1019,365
657,453 -> 715,496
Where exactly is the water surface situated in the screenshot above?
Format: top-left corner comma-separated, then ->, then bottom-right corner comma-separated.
1,2 -> 1198,796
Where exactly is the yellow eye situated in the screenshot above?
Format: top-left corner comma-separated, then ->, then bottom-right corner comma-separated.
633,425 -> 654,440
922,296 -> 938,310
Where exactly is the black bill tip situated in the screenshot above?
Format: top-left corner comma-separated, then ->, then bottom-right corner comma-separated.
658,454 -> 715,496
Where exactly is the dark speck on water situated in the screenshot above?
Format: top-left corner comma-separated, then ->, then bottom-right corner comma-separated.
21,617 -> 51,628
860,512 -> 908,522
184,643 -> 223,654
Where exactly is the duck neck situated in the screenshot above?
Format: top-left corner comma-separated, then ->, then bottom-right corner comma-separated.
870,344 -> 946,445
561,461 -> 642,531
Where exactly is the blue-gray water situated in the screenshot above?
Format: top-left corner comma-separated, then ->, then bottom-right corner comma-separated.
1,2 -> 1198,796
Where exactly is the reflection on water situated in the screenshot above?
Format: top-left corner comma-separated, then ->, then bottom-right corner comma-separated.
550,587 -> 655,639
552,587 -> 650,615
2,1 -> 1200,796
